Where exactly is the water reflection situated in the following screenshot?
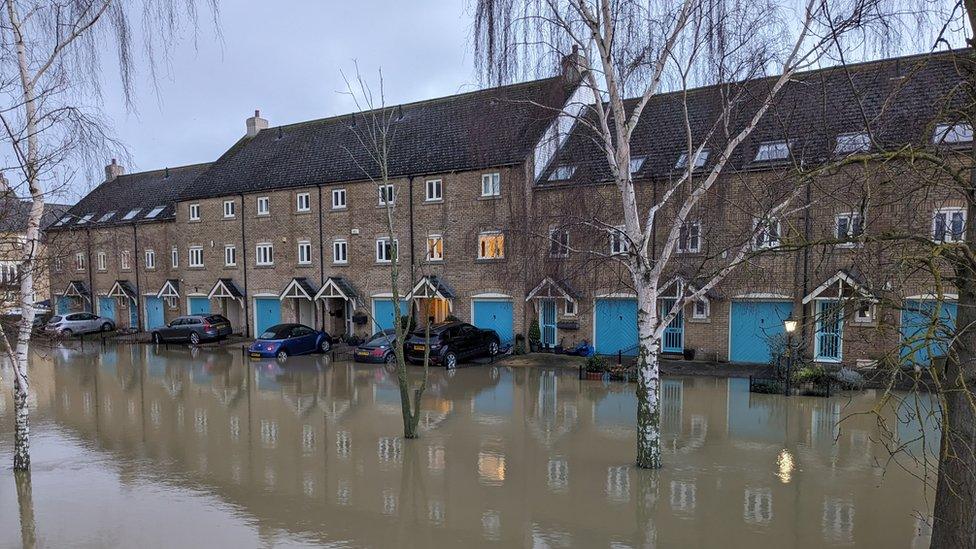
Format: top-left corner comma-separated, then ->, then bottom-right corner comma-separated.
0,344 -> 937,547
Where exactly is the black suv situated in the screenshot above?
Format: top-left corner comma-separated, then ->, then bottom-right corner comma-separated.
404,321 -> 500,369
151,314 -> 233,345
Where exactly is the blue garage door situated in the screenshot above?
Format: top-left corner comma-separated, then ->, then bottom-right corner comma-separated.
595,298 -> 639,356
145,297 -> 165,330
473,300 -> 514,346
98,297 -> 116,322
189,296 -> 210,315
254,298 -> 282,336
372,299 -> 407,332
56,297 -> 70,314
901,300 -> 957,367
729,301 -> 793,364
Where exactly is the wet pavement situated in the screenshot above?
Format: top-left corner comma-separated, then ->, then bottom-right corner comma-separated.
0,343 -> 937,547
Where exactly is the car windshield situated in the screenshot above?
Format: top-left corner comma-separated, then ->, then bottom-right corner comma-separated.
206,315 -> 228,323
364,334 -> 394,347
48,316 -> 62,323
260,326 -> 293,339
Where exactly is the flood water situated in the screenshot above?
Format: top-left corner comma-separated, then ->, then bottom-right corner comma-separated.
0,344 -> 937,548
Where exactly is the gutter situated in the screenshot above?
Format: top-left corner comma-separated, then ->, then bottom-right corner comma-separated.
132,223 -> 142,331
239,193 -> 250,337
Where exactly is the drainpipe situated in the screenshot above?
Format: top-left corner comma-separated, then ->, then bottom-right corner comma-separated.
86,226 -> 94,313
799,178 -> 813,355
408,176 -> 415,284
317,184 -> 325,331
132,223 -> 142,331
239,193 -> 250,337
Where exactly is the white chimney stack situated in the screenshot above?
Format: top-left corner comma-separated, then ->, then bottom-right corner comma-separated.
105,158 -> 125,181
246,109 -> 269,137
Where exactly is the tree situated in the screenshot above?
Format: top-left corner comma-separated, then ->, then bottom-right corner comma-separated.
0,0 -> 218,471
473,0 -> 918,468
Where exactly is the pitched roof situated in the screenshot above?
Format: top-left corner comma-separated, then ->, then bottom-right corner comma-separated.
181,76 -> 576,201
538,50 -> 970,185
50,163 -> 211,230
0,196 -> 72,232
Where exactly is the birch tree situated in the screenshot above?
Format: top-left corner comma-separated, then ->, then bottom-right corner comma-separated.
0,0 -> 217,471
473,0 -> 935,468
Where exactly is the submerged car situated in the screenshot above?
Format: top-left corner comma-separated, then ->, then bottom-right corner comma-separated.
403,321 -> 500,369
248,323 -> 332,360
45,312 -> 115,336
354,329 -> 398,364
150,314 -> 233,345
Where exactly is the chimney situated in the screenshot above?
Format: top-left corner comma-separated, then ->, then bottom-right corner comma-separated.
105,158 -> 125,181
246,109 -> 269,137
0,172 -> 10,195
560,45 -> 586,84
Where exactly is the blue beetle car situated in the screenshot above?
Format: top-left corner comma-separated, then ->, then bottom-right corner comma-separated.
248,323 -> 333,360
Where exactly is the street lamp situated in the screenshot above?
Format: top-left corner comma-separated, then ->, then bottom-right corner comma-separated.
783,315 -> 797,394
784,317 -> 798,334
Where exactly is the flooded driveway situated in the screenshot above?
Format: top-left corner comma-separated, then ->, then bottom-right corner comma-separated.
1,345 -> 934,547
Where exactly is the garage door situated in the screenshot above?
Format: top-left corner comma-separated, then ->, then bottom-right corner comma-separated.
372,299 -> 407,332
729,301 -> 793,364
901,300 -> 957,367
254,298 -> 282,336
595,298 -> 638,356
472,300 -> 514,345
98,297 -> 116,322
189,296 -> 210,315
56,297 -> 70,314
145,296 -> 165,330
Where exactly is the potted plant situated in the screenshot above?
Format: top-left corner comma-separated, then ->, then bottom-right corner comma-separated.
528,321 -> 541,352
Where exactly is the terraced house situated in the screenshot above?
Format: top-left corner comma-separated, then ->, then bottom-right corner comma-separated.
46,50 -> 969,369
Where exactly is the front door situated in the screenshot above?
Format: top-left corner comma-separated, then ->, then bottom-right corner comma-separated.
814,300 -> 843,362
254,298 -> 282,336
661,298 -> 684,354
540,299 -> 557,348
145,297 -> 165,330
98,297 -> 116,322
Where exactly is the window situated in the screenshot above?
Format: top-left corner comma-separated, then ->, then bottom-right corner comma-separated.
171,247 -> 179,268
609,226 -> 629,255
425,179 -> 442,202
188,246 -> 204,267
120,251 -> 130,271
256,196 -> 270,216
224,245 -> 237,267
376,238 -> 398,263
678,221 -> 701,253
333,240 -> 348,264
481,173 -> 501,197
188,204 -> 200,221
298,240 -> 312,265
123,209 -> 141,220
933,122 -> 974,145
75,252 -> 85,271
331,188 -> 347,209
854,302 -> 874,323
753,141 -> 790,162
426,235 -> 444,261
378,184 -> 395,206
145,206 -> 165,218
565,299 -> 577,316
549,228 -> 569,258
77,214 -> 94,225
96,252 -> 107,271
53,256 -> 63,273
693,299 -> 710,320
933,207 -> 966,243
223,200 -> 236,218
478,232 -> 505,259
98,211 -> 116,223
548,165 -> 575,181
145,249 -> 156,269
676,149 -> 710,170
630,157 -> 646,174
754,218 -> 781,249
835,132 -> 870,154
296,193 -> 311,212
256,243 -> 274,266
835,213 -> 864,246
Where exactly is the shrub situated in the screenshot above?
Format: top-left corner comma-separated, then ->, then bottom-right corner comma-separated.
832,367 -> 865,390
528,321 -> 541,344
751,380 -> 783,394
585,355 -> 609,373
793,364 -> 830,384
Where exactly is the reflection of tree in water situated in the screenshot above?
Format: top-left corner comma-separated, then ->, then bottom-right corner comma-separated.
15,471 -> 36,549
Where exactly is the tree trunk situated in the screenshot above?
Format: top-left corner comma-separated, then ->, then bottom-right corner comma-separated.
635,283 -> 662,469
15,470 -> 36,548
12,368 -> 30,470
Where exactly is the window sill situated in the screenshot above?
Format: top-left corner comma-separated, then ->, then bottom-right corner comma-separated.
297,263 -> 314,268
254,264 -> 275,269
188,219 -> 201,223
689,317 -> 710,324
478,195 -> 502,202
295,210 -> 312,215
187,266 -> 206,270
475,257 -> 506,263
223,265 -> 238,270
331,262 -> 349,267
330,207 -> 348,212
222,216 -> 236,221
423,199 -> 444,205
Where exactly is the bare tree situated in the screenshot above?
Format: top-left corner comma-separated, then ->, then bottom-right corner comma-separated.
0,0 -> 218,471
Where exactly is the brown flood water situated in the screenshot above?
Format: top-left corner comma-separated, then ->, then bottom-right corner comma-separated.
1,344 -> 937,548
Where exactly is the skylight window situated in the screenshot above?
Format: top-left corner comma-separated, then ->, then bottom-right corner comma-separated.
629,157 -> 646,174
676,149 -> 710,170
753,141 -> 790,162
548,165 -> 576,181
76,214 -> 94,225
933,122 -> 973,145
97,211 -> 116,223
145,206 -> 166,219
835,132 -> 871,154
53,217 -> 69,227
122,209 -> 141,220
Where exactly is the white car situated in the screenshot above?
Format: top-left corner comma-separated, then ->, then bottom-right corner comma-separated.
45,312 -> 115,336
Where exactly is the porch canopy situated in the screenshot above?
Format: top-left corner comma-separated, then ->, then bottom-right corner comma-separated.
659,275 -> 724,300
802,269 -> 875,304
526,277 -> 579,304
209,278 -> 245,302
156,279 -> 180,299
406,275 -> 456,301
61,280 -> 91,302
314,276 -> 362,307
107,280 -> 138,301
280,277 -> 317,301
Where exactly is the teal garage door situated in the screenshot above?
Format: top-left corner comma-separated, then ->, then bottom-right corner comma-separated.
729,301 -> 793,364
98,297 -> 116,322
145,297 -> 165,330
254,298 -> 282,336
472,300 -> 514,345
56,297 -> 70,314
372,299 -> 407,332
189,296 -> 210,315
901,300 -> 957,367
595,298 -> 638,356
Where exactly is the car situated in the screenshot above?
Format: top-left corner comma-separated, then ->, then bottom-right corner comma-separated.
354,329 -> 398,364
150,314 -> 233,345
248,323 -> 333,360
45,312 -> 115,336
403,321 -> 500,369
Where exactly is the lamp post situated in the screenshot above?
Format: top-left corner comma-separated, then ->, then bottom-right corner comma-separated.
784,316 -> 798,395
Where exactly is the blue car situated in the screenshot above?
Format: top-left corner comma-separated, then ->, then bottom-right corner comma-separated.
248,323 -> 332,360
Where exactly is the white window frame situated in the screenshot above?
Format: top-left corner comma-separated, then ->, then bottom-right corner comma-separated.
834,212 -> 864,247
477,231 -> 505,260
676,149 -> 710,170
853,301 -> 875,324
75,252 -> 86,271
296,192 -> 311,212
378,184 -> 395,206
255,242 -> 274,266
188,203 -> 200,221
549,228 -> 569,258
564,299 -> 577,316
548,165 -> 576,181
835,132 -> 871,154
609,226 -> 629,255
629,157 -> 646,175
375,238 -> 398,263
119,251 -> 130,271
753,140 -> 791,162
54,256 -> 63,273
298,240 -> 312,265
145,249 -> 156,270
678,221 -> 701,253
96,252 -> 107,272
333,239 -> 348,264
692,298 -> 710,320
188,246 -> 204,268
171,247 -> 179,269
426,234 -> 444,262
224,245 -> 237,267
932,207 -> 966,243
425,179 -> 443,202
331,188 -> 347,209
481,173 -> 501,197
933,122 -> 974,145
223,200 -> 236,218
256,196 -> 270,216
753,218 -> 782,250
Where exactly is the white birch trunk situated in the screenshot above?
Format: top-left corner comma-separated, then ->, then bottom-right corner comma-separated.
635,279 -> 661,469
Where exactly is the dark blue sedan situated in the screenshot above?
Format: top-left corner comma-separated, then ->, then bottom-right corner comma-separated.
248,323 -> 332,360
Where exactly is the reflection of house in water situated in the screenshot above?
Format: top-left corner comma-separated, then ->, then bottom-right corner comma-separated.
726,378 -> 787,442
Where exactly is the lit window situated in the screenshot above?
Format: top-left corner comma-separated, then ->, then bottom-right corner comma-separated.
123,209 -> 141,220
609,226 -> 629,255
333,240 -> 348,264
481,173 -> 501,197
549,228 -> 569,258
754,218 -> 781,249
378,184 -> 395,206
753,141 -> 790,162
256,197 -> 270,216
478,232 -> 504,259
835,213 -> 864,247
188,204 -> 200,221
565,299 -> 577,316
224,245 -> 237,267
835,132 -> 870,154
933,122 -> 973,145
676,149 -> 710,170
854,302 -> 874,323
331,188 -> 347,209
77,214 -> 94,225
145,249 -> 156,269
145,206 -> 165,218
425,179 -> 442,202
75,252 -> 86,270
171,247 -> 179,268
98,211 -> 116,223
933,208 -> 966,243
298,240 -> 312,265
630,157 -> 646,174
376,238 -> 398,263
548,165 -> 575,181
96,252 -> 107,271
255,243 -> 274,266
693,299 -> 709,320
426,235 -> 444,261
223,200 -> 236,218
296,193 -> 311,212
188,246 -> 204,267
678,221 -> 701,253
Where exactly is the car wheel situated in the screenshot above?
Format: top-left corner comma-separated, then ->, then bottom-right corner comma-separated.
276,349 -> 289,361
189,332 -> 201,345
101,322 -> 113,332
444,351 -> 458,370
488,340 -> 499,356
319,339 -> 331,353
385,352 -> 397,365
152,332 -> 162,344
